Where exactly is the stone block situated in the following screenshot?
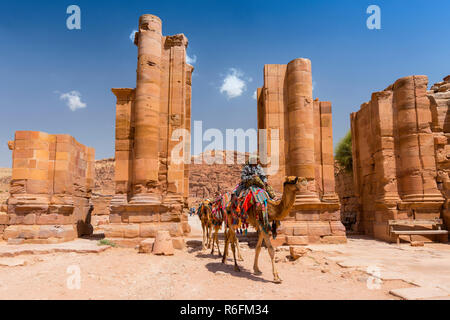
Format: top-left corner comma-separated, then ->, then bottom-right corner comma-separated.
152,231 -> 174,256
172,237 -> 186,250
286,236 -> 309,245
320,236 -> 347,244
138,238 -> 155,253
307,222 -> 332,236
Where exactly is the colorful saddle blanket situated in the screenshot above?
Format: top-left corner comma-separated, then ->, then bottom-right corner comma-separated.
228,186 -> 271,234
210,192 -> 233,226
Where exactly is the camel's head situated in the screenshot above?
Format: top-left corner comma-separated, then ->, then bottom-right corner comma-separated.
283,176 -> 307,192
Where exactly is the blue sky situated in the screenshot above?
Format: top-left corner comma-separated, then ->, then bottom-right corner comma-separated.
0,0 -> 449,167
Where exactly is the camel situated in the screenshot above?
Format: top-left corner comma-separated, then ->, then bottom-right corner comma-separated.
209,193 -> 243,261
197,200 -> 213,250
222,176 -> 303,283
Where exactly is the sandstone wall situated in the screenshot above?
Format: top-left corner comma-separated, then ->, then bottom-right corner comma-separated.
257,58 -> 346,245
4,131 -> 95,243
429,76 -> 450,231
334,164 -> 359,231
351,75 -> 449,242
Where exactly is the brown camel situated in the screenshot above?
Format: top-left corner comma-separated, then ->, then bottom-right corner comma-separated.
222,176 -> 303,283
197,200 -> 213,250
209,193 -> 243,260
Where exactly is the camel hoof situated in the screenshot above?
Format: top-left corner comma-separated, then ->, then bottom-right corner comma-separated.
273,276 -> 283,284
254,269 -> 262,275
238,257 -> 244,262
234,266 -> 241,272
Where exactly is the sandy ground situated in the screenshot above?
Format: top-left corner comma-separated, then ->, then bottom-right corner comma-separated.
0,237 -> 416,300
0,216 -> 448,300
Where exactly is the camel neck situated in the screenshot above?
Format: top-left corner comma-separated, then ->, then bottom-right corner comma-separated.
274,184 -> 296,220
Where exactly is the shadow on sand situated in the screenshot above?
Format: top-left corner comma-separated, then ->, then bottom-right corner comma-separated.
205,262 -> 273,283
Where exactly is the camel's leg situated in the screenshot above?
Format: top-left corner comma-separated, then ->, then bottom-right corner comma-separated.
235,236 -> 244,261
262,232 -> 282,283
230,231 -> 240,272
253,229 -> 264,275
215,226 -> 222,256
222,227 -> 230,264
207,224 -> 213,249
202,222 -> 207,250
210,226 -> 216,255
211,226 -> 220,256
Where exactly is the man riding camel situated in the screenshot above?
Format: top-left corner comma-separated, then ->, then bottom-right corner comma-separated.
235,154 -> 276,199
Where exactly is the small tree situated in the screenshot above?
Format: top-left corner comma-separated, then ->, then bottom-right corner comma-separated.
335,131 -> 353,172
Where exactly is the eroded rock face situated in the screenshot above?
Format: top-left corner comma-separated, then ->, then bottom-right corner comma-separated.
351,75 -> 450,242
4,131 -> 95,243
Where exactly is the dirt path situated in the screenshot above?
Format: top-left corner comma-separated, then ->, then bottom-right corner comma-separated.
0,239 -> 411,300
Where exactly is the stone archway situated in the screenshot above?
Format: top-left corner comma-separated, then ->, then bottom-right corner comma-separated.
106,14 -> 347,246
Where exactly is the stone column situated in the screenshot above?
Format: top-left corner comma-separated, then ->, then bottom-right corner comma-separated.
286,58 -> 318,202
394,76 -> 443,203
132,14 -> 162,204
184,65 -> 194,200
112,88 -> 135,198
319,101 -> 338,201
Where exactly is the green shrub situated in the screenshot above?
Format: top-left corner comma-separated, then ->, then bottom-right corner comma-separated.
335,131 -> 353,172
98,239 -> 117,247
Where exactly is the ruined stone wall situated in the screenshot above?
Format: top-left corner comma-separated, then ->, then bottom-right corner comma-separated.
106,14 -> 192,245
351,75 -> 448,242
257,58 -> 346,245
335,164 -> 360,231
429,76 -> 450,230
4,131 -> 95,243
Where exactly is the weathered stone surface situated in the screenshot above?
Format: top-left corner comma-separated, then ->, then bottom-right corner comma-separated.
5,131 -> 95,243
256,58 -> 346,245
172,237 -> 186,250
109,14 -> 191,241
152,231 -> 174,256
289,246 -> 310,260
138,238 -> 155,253
390,287 -> 449,300
351,75 -> 449,242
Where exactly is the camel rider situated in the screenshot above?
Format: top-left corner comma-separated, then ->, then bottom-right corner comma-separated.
236,155 -> 276,199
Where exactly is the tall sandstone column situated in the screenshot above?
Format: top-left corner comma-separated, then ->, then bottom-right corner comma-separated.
108,14 -> 192,246
258,58 -> 346,245
286,59 -> 319,202
132,14 -> 162,204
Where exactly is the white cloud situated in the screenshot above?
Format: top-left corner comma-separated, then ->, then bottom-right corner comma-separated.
252,90 -> 257,100
220,68 -> 247,99
129,30 -> 137,42
186,54 -> 197,65
59,91 -> 87,111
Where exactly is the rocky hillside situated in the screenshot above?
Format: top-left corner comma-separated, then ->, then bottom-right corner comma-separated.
189,151 -> 249,201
